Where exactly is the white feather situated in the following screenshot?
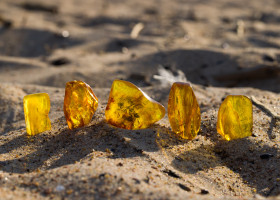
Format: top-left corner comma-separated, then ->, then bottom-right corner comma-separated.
153,65 -> 187,86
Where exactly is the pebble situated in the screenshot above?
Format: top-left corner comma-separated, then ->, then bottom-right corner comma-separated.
178,183 -> 191,191
55,185 -> 65,192
260,153 -> 274,159
201,189 -> 209,195
61,30 -> 70,38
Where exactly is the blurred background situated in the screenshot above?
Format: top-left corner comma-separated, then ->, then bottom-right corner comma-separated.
0,0 -> 279,91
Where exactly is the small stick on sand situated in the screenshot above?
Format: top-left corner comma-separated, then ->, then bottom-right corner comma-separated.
250,96 -> 280,121
130,23 -> 144,39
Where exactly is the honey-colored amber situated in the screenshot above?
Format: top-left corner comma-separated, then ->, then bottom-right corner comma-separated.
23,93 -> 51,136
217,95 -> 253,141
168,82 -> 201,139
64,80 -> 98,129
105,80 -> 165,129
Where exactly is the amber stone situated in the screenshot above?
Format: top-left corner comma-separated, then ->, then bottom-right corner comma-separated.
217,95 -> 253,141
64,80 -> 98,129
23,93 -> 51,136
105,80 -> 165,129
168,82 -> 201,139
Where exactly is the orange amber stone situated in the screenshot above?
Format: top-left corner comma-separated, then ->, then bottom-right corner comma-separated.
23,93 -> 51,136
168,82 -> 201,139
105,80 -> 165,130
217,95 -> 253,141
64,80 -> 98,129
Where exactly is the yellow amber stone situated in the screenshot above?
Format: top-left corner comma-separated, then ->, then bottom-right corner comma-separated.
23,93 -> 51,136
217,95 -> 253,141
64,80 -> 98,129
105,80 -> 165,130
168,82 -> 201,139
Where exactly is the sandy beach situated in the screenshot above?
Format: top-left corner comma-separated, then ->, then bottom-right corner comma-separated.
0,0 -> 280,199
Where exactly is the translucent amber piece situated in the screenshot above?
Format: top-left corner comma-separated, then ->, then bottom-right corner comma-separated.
168,82 -> 201,139
64,80 -> 98,129
217,95 -> 253,141
23,93 -> 51,136
105,80 -> 165,129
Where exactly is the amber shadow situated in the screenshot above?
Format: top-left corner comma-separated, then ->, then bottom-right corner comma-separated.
168,114 -> 280,197
0,120 -> 143,173
171,137 -> 280,197
0,120 -> 172,174
106,123 -> 183,153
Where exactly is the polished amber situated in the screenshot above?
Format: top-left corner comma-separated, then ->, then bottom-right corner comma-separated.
217,95 -> 253,141
64,80 -> 98,129
168,82 -> 201,139
23,93 -> 51,136
105,80 -> 165,129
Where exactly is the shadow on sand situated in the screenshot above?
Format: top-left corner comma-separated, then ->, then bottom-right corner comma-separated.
119,49 -> 280,92
0,28 -> 82,57
0,120 -> 158,174
0,110 -> 279,197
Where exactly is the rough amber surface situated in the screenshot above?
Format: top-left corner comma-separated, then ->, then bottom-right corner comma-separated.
105,80 -> 165,130
168,82 -> 201,139
23,93 -> 51,136
64,80 -> 98,129
217,95 -> 253,141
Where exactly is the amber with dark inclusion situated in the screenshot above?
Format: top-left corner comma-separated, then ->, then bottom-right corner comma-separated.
105,80 -> 165,129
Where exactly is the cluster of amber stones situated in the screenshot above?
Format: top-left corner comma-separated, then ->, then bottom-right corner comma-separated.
23,80 -> 253,141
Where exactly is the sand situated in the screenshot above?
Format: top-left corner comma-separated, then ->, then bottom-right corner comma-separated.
0,0 -> 280,199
